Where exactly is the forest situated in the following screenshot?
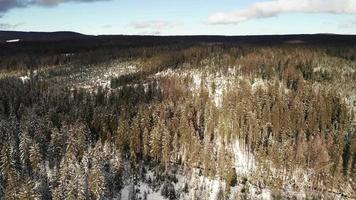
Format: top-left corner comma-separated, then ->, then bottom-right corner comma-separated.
0,34 -> 355,199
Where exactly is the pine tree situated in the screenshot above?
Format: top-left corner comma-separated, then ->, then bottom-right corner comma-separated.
89,165 -> 106,200
172,126 -> 180,164
130,116 -> 141,164
17,178 -> 38,200
49,127 -> 66,168
116,114 -> 130,157
162,124 -> 172,168
1,145 -> 20,200
150,118 -> 163,161
142,127 -> 151,160
79,151 -> 91,200
19,128 -> 32,175
29,142 -> 42,173
53,151 -> 81,200
88,141 -> 108,199
66,122 -> 89,161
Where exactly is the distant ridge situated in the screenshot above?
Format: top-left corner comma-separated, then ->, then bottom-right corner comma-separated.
0,31 -> 355,45
0,31 -> 91,42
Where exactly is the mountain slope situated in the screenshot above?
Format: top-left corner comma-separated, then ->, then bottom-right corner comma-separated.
0,31 -> 90,42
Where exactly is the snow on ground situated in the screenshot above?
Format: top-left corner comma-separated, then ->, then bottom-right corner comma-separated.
232,139 -> 255,175
19,75 -> 30,82
137,182 -> 164,200
120,185 -> 131,200
18,70 -> 38,83
192,73 -> 201,91
121,181 -> 172,200
92,64 -> 137,89
153,68 -> 232,107
119,167 -> 229,200
187,168 -> 225,200
62,53 -> 75,57
69,62 -> 138,90
344,94 -> 356,123
155,68 -> 175,77
260,189 -> 272,200
120,182 -> 165,200
313,66 -> 323,73
209,179 -> 224,200
207,74 -> 229,107
153,67 -> 289,107
119,168 -> 168,200
251,78 -> 267,92
6,39 -> 20,43
189,71 -> 228,106
117,159 -> 280,200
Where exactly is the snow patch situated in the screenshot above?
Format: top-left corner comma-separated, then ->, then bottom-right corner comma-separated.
188,168 -> 225,200
192,73 -> 201,91
155,68 -> 175,77
209,179 -> 224,200
19,76 -> 30,83
261,189 -> 272,200
120,185 -> 131,200
73,62 -> 138,91
62,53 -> 74,57
6,39 -> 20,43
252,79 -> 267,92
209,75 -> 228,107
120,182 -> 165,200
232,139 -> 255,174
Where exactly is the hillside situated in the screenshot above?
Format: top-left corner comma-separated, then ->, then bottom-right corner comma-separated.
0,31 -> 90,42
0,35 -> 355,199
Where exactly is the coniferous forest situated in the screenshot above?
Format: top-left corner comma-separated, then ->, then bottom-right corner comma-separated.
0,34 -> 355,199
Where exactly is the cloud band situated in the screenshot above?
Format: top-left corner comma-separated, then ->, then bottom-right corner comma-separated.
207,0 -> 356,25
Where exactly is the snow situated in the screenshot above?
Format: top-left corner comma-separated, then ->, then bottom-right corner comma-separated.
68,62 -> 139,91
6,39 -> 20,43
120,185 -> 131,200
251,79 -> 267,92
155,68 -> 174,77
19,75 -> 30,82
143,83 -> 149,93
210,76 -> 228,107
62,53 -> 74,57
209,179 -> 223,200
153,68 -> 234,107
232,140 -> 255,174
118,166 -> 230,200
146,170 -> 154,181
120,181 -> 165,200
147,191 -> 165,200
192,73 -> 201,91
188,71 -> 229,107
137,182 -> 164,200
261,189 -> 272,200
186,168 -> 226,200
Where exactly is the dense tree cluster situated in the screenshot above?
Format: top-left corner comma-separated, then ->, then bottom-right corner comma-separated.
0,40 -> 355,199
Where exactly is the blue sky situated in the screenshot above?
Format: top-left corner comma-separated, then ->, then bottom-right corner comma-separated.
0,0 -> 355,35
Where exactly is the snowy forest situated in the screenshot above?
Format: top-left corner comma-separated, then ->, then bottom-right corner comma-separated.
0,34 -> 355,199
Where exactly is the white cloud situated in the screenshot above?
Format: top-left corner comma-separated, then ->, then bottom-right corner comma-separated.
207,0 -> 356,25
130,21 -> 180,30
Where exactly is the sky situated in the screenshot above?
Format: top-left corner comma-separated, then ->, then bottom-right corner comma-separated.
0,0 -> 355,35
